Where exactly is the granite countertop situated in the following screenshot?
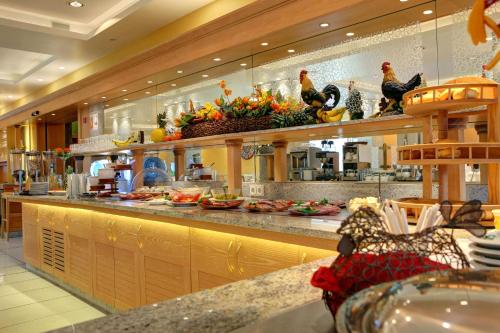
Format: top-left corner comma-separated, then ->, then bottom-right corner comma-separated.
50,257 -> 334,333
4,194 -> 344,241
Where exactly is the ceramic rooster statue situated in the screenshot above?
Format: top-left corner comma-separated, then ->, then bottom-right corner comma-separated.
378,62 -> 421,116
468,0 -> 500,70
299,70 -> 342,122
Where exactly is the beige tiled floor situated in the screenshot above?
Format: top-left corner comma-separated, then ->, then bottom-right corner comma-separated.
0,237 -> 105,333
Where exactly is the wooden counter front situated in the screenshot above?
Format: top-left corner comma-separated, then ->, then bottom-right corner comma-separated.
19,200 -> 337,311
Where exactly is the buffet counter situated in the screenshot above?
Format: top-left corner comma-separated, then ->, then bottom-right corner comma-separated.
3,193 -> 339,313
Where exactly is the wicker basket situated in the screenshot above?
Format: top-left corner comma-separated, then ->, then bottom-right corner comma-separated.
181,116 -> 272,139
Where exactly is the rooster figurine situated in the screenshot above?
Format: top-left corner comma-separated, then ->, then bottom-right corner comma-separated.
378,62 -> 421,116
300,70 -> 340,114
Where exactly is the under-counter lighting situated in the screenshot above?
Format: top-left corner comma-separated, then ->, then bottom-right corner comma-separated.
288,49 -> 295,53
346,32 -> 355,37
400,0 -> 408,2
319,23 -> 329,28
404,124 -> 414,128
423,9 -> 433,15
213,58 -> 221,62
261,42 -> 269,46
68,1 -> 84,8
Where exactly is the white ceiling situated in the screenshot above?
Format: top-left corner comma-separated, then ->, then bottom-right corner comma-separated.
0,0 -> 214,112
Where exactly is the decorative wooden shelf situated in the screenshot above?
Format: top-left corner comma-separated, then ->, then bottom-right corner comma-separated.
403,83 -> 498,116
391,198 -> 498,227
73,115 -> 423,156
398,143 -> 500,165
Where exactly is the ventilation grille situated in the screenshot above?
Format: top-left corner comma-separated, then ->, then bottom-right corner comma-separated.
54,231 -> 65,272
42,228 -> 53,267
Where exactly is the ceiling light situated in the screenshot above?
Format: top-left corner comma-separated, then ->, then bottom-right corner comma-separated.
202,74 -> 209,78
240,63 -> 247,67
122,89 -> 127,92
51,113 -> 56,116
319,23 -> 329,28
171,83 -> 177,87
213,58 -> 221,62
145,91 -> 151,94
346,32 -> 355,37
423,9 -> 433,15
123,98 -> 128,101
460,300 -> 468,306
261,42 -> 269,46
400,0 -> 408,2
288,49 -> 295,53
37,78 -> 44,82
177,70 -> 183,74
258,82 -> 264,85
68,1 -> 84,8
101,96 -> 106,99
147,80 -> 153,84
105,104 -> 110,107
83,102 -> 88,105
7,95 -> 13,99
38,118 -> 42,121
58,66 -> 65,70
442,322 -> 451,329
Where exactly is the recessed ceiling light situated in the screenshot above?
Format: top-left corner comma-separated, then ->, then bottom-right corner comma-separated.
121,89 -> 127,92
58,66 -> 65,70
37,78 -> 44,82
346,32 -> 355,37
400,0 -> 408,2
258,81 -> 264,85
261,42 -> 269,46
171,83 -> 177,87
177,70 -> 183,74
240,63 -> 247,67
147,80 -> 153,84
83,102 -> 88,105
68,1 -> 84,8
7,95 -> 13,99
319,23 -> 329,28
213,58 -> 221,62
423,9 -> 433,15
145,91 -> 151,94
288,49 -> 295,53
51,113 -> 56,116
105,104 -> 110,107
123,98 -> 128,101
202,74 -> 209,78
101,96 -> 106,99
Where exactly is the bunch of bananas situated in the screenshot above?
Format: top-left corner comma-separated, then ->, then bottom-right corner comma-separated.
317,107 -> 346,123
112,132 -> 139,148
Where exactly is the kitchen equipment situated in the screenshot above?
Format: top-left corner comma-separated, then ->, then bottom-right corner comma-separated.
315,151 -> 339,181
343,142 -> 370,181
25,151 -> 42,182
289,147 -> 322,180
9,149 -> 25,193
302,169 -> 314,181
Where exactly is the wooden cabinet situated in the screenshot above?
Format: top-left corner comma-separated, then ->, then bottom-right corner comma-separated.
139,221 -> 190,305
298,246 -> 336,264
190,228 -> 238,291
65,209 -> 92,294
22,204 -> 40,268
235,236 -> 299,279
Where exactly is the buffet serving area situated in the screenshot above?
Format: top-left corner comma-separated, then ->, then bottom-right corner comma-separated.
1,0 -> 500,332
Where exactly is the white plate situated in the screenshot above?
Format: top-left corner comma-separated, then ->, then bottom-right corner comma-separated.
470,243 -> 500,259
469,231 -> 500,250
470,251 -> 500,266
146,200 -> 168,206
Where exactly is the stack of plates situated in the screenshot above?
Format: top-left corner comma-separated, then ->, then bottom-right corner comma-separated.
29,182 -> 49,195
469,231 -> 500,269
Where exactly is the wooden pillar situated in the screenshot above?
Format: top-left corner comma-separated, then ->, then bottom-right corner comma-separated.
475,124 -> 489,185
225,139 -> 242,193
487,93 -> 500,204
437,111 -> 448,201
133,149 -> 144,189
266,155 -> 274,181
173,148 -> 185,181
422,116 -> 433,199
448,119 -> 466,201
273,141 -> 288,182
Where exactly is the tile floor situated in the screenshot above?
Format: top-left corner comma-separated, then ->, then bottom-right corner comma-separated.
0,237 -> 105,333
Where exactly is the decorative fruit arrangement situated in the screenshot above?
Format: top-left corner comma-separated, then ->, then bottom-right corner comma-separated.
316,107 -> 346,123
162,131 -> 183,142
175,100 -> 223,128
271,91 -> 311,128
151,111 -> 168,143
113,132 -> 141,148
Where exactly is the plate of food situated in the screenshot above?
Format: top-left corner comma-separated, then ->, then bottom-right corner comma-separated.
119,193 -> 154,201
289,199 -> 342,216
244,200 -> 292,212
199,198 -> 245,210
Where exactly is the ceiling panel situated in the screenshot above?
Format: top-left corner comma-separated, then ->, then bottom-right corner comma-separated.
0,46 -> 53,82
